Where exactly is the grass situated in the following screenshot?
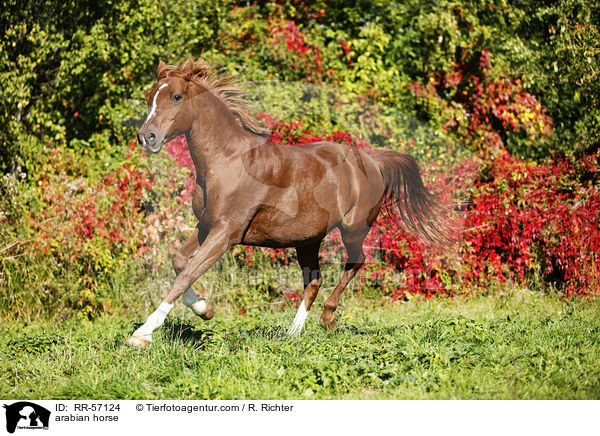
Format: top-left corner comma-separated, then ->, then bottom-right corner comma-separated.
1,287 -> 599,399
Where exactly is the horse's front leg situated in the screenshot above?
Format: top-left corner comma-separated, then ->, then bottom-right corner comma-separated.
126,221 -> 233,348
173,226 -> 214,320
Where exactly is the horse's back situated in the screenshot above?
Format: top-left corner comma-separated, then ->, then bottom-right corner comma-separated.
239,140 -> 385,247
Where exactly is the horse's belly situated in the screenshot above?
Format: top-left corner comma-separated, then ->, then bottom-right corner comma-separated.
241,205 -> 334,248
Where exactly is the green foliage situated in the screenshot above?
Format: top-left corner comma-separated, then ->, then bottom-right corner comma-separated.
2,0 -> 598,172
512,0 -> 600,154
0,0 -> 233,172
1,1 -> 599,320
265,0 -> 599,157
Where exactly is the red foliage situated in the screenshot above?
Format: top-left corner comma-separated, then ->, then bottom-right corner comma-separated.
284,290 -> 302,307
413,49 -> 552,154
269,19 -> 324,80
256,112 -> 370,150
337,40 -> 353,66
166,135 -> 194,169
30,144 -> 155,283
464,149 -> 600,295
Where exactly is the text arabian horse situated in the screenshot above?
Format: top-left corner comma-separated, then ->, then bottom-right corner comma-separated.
126,58 -> 452,348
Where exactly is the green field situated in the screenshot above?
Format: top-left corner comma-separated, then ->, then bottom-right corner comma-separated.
2,288 -> 599,400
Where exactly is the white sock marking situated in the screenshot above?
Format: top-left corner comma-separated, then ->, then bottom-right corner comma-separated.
182,288 -> 208,316
145,83 -> 168,123
288,301 -> 309,337
133,301 -> 173,341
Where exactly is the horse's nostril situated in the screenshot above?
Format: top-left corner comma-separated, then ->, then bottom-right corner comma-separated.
149,132 -> 156,141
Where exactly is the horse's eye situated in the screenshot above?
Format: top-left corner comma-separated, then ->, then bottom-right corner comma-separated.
173,94 -> 182,102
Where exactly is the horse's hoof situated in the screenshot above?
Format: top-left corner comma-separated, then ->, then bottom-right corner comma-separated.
320,313 -> 338,331
125,335 -> 151,349
191,299 -> 214,320
199,301 -> 215,320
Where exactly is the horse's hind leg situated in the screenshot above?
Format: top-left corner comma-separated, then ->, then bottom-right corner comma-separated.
320,230 -> 367,330
288,241 -> 323,337
173,226 -> 214,320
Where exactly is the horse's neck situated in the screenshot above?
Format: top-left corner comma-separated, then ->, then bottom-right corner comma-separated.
185,115 -> 256,183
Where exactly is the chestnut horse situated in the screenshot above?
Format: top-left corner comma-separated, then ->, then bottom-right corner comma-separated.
126,58 -> 451,348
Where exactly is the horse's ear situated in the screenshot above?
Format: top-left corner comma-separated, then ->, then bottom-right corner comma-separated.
157,60 -> 167,76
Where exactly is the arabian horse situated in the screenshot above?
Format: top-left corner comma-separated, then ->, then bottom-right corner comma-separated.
126,58 -> 451,348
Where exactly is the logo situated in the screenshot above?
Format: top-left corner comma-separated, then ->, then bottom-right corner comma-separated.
3,402 -> 50,434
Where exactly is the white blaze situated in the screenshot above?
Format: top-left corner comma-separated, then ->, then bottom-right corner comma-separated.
145,83 -> 169,123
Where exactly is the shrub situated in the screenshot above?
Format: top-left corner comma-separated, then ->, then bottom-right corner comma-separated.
464,149 -> 600,295
2,1 -> 600,321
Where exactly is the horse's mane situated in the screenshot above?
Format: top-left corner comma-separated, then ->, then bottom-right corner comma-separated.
158,57 -> 269,136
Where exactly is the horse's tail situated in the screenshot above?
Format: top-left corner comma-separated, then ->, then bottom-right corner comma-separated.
373,150 -> 455,249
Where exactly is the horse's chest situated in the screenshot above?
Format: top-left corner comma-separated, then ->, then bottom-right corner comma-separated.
191,184 -> 205,220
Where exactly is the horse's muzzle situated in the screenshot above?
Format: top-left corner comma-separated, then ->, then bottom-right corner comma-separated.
137,131 -> 163,154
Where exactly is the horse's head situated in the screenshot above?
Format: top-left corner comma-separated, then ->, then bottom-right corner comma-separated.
137,60 -> 195,153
